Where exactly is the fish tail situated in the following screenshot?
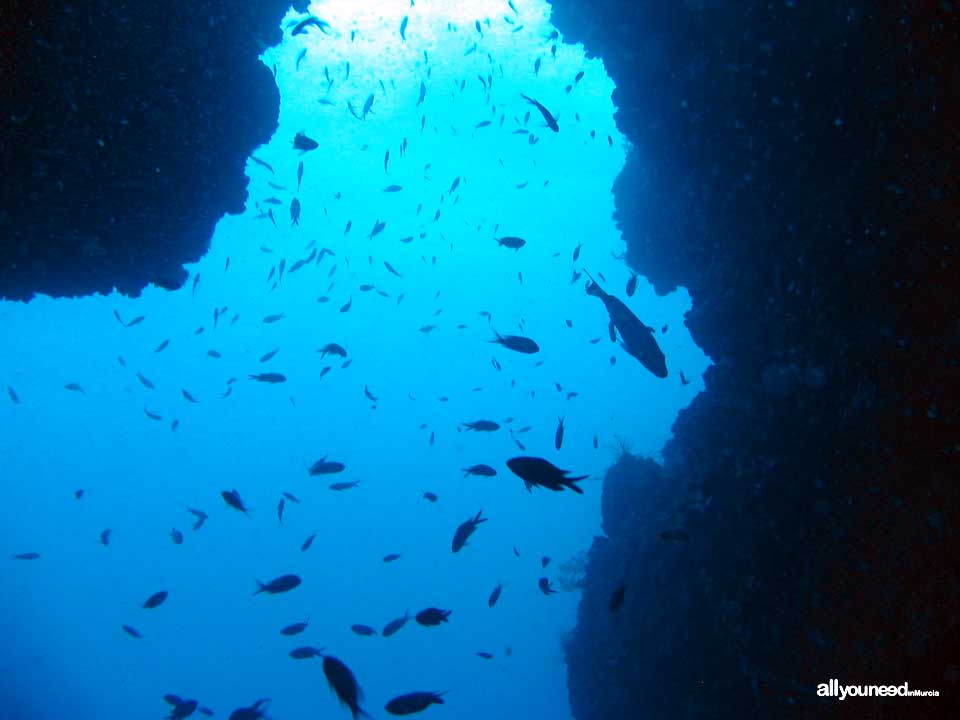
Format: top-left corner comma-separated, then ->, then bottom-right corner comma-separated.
253,580 -> 265,595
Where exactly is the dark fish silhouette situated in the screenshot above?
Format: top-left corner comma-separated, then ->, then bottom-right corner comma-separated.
422,491 -> 438,502
100,529 -> 111,546
301,533 -> 317,551
143,590 -> 168,609
281,620 -> 309,636
329,481 -> 360,491
385,691 -> 446,715
351,624 -> 378,636
520,93 -> 559,131
290,646 -> 325,659
476,651 -> 494,659
249,373 -> 286,383
415,607 -> 451,626
538,577 -> 557,595
555,417 -> 564,449
322,655 -> 371,719
585,272 -> 667,378
170,528 -> 184,545
383,612 -> 411,637
462,464 -> 497,477
255,574 -> 301,595
122,624 -> 143,639
291,15 -> 331,35
309,456 -> 346,475
221,489 -> 250,515
506,456 -> 586,494
460,420 -> 500,432
293,131 -> 319,151
399,15 -> 408,41
12,552 -> 40,560
490,331 -> 539,354
496,236 -> 525,250
382,553 -> 402,563
290,198 -> 301,226
452,510 -> 487,552
187,508 -> 208,531
488,583 -> 502,607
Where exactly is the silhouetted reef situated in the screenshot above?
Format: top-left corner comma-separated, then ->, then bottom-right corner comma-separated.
550,2 -> 958,718
0,0 -> 308,301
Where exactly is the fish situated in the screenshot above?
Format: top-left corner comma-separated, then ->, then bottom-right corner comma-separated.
64,382 -> 85,393
293,132 -> 319,152
384,149 -> 390,172
254,574 -> 301,595
506,456 -> 587,494
416,81 -> 426,107
181,389 -> 199,403
451,510 -> 487,553
187,508 -> 208,531
476,651 -> 494,659
259,349 -> 279,363
382,612 -> 411,637
422,491 -> 438,502
680,371 -> 691,386
12,552 -> 40,560
99,528 -> 112,546
541,556 -> 551,568
164,696 -> 199,720
364,385 -> 378,402
291,15 -> 330,35
249,373 -> 287,383
459,420 -> 499,432
329,481 -> 360,491
318,343 -> 347,358
351,624 -> 378,637
384,261 -> 402,278
221,489 -> 250,515
462,464 -> 497,477
538,577 -> 557,595
322,656 -> 370,719
415,607 -> 451,626
207,350 -> 221,359
340,297 -> 353,313
488,583 -> 502,608
289,646 -> 325,659
610,584 -> 626,612
555,417 -> 564,450
385,691 -> 446,716
295,48 -> 307,71
155,339 -> 170,353
382,553 -> 402,563
290,198 -> 301,226
399,15 -> 408,41
277,498 -> 285,525
585,272 -> 667,377
170,528 -> 184,545
143,408 -> 162,421
520,93 -> 559,132
250,155 -> 274,173
362,93 -> 375,119
368,219 -> 386,239
143,590 -> 168,609
383,184 -> 403,192
122,624 -> 143,639
310,456 -> 346,475
281,620 -> 309,636
490,331 -> 539,354
496,236 -> 526,250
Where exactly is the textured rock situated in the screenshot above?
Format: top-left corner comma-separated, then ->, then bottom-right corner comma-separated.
552,2 -> 959,718
0,0 -> 308,300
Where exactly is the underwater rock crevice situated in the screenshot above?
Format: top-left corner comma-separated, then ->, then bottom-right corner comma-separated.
551,1 -> 959,718
0,0 -> 308,301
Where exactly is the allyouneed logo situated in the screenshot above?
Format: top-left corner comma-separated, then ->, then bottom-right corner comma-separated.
817,680 -> 940,701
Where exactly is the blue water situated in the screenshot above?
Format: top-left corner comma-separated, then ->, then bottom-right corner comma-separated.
0,2 -> 709,718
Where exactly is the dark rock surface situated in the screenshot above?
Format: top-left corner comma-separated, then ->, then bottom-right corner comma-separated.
0,0 -> 307,301
552,2 -> 958,718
